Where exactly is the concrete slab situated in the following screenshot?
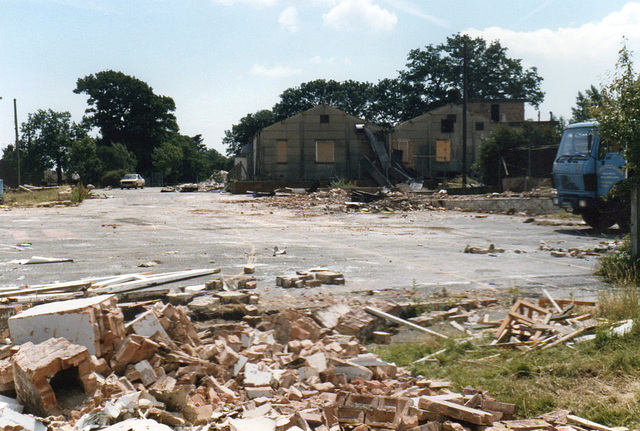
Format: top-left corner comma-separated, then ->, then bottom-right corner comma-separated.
8,295 -> 122,357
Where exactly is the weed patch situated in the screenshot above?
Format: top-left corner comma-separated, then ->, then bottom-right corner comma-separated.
372,330 -> 640,427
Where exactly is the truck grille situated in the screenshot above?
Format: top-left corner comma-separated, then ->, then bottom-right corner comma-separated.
559,175 -> 580,191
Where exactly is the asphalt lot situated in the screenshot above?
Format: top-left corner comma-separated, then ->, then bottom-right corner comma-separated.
0,188 -> 618,309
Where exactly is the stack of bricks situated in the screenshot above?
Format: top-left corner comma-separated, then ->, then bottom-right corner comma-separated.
276,269 -> 345,288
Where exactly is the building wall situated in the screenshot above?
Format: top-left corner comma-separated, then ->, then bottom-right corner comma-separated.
255,105 -> 379,181
468,100 -> 525,123
392,104 -> 494,178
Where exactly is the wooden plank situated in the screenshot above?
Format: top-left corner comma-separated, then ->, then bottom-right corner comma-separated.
418,396 -> 494,425
364,306 -> 448,339
543,289 -> 563,313
567,414 -> 625,431
91,268 -> 220,294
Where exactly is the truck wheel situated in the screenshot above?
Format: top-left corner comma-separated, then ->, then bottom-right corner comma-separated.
581,210 -> 615,231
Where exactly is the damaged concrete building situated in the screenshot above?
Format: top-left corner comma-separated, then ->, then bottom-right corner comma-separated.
244,105 -> 383,183
232,100 -> 557,188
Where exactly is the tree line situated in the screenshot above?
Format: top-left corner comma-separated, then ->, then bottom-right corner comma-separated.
1,70 -> 231,187
223,33 -> 546,156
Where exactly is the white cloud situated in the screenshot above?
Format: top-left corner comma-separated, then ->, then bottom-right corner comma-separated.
323,0 -> 397,33
384,0 -> 449,28
212,0 -> 277,6
251,64 -> 303,78
463,3 -> 640,119
309,56 -> 323,64
279,6 -> 299,32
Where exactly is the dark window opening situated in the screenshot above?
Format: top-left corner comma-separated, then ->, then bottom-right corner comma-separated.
491,104 -> 500,122
441,119 -> 454,133
49,366 -> 87,410
475,122 -> 485,131
320,115 -> 330,124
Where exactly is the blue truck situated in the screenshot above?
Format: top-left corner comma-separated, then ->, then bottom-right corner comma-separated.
552,121 -> 628,231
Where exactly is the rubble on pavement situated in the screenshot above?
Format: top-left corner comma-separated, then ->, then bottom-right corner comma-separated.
0,270 -> 626,431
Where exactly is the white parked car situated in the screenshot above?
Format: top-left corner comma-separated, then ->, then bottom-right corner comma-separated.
120,174 -> 145,189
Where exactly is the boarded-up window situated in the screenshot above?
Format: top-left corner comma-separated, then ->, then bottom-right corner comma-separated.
277,140 -> 287,163
391,139 -> 415,168
320,115 -> 330,123
436,140 -> 451,162
316,141 -> 334,163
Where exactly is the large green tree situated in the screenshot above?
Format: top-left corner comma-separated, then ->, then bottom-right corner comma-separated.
570,85 -> 602,124
399,34 -> 544,117
20,109 -> 88,185
223,33 -> 545,155
272,79 -> 374,121
473,123 -> 561,186
222,110 -> 276,156
154,134 -> 231,184
594,44 -> 640,175
74,70 -> 179,174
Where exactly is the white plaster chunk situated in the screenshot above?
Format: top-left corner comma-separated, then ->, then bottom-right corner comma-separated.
229,417 -> 276,431
243,363 -> 273,387
127,310 -> 170,341
8,295 -> 117,356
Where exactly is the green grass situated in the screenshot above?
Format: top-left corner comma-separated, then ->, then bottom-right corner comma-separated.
329,178 -> 358,189
71,184 -> 90,204
1,185 -> 89,206
596,239 -> 640,288
2,188 -> 66,205
371,324 -> 640,427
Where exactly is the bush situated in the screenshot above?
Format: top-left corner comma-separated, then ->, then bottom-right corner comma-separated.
101,169 -> 128,188
595,239 -> 640,287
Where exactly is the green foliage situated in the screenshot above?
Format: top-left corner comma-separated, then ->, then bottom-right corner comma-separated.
68,136 -> 101,185
571,85 -> 602,124
96,142 -> 137,173
152,140 -> 184,179
473,122 -> 560,185
273,79 -> 375,122
74,70 -> 179,174
224,33 -> 545,155
70,184 -> 90,204
101,169 -> 128,188
329,178 -> 357,189
595,239 -> 640,288
153,134 -> 231,184
223,110 -> 275,156
19,109 -> 88,185
375,332 -> 640,426
399,34 -> 544,115
593,41 -> 640,177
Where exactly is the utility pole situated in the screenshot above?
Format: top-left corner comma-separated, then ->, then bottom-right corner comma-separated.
13,99 -> 20,186
462,39 -> 468,188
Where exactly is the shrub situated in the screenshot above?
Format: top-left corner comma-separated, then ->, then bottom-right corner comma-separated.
101,169 -> 129,188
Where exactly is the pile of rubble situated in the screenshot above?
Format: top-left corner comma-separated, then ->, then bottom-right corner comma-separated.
262,189 -> 441,214
492,298 -> 597,350
0,284 -> 624,431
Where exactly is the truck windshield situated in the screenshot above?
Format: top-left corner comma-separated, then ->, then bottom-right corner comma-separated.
556,127 -> 595,160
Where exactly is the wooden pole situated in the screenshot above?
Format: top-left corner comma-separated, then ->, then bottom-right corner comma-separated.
632,182 -> 639,260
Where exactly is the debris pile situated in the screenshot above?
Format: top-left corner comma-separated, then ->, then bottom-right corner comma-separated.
492,298 -> 597,350
538,239 -> 624,259
263,189 -> 441,214
0,293 -> 622,431
276,270 -> 345,288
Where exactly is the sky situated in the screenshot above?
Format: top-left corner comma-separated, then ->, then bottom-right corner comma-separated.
1,0 -> 640,155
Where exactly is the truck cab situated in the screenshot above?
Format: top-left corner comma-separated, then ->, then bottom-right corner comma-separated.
552,121 -> 626,230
